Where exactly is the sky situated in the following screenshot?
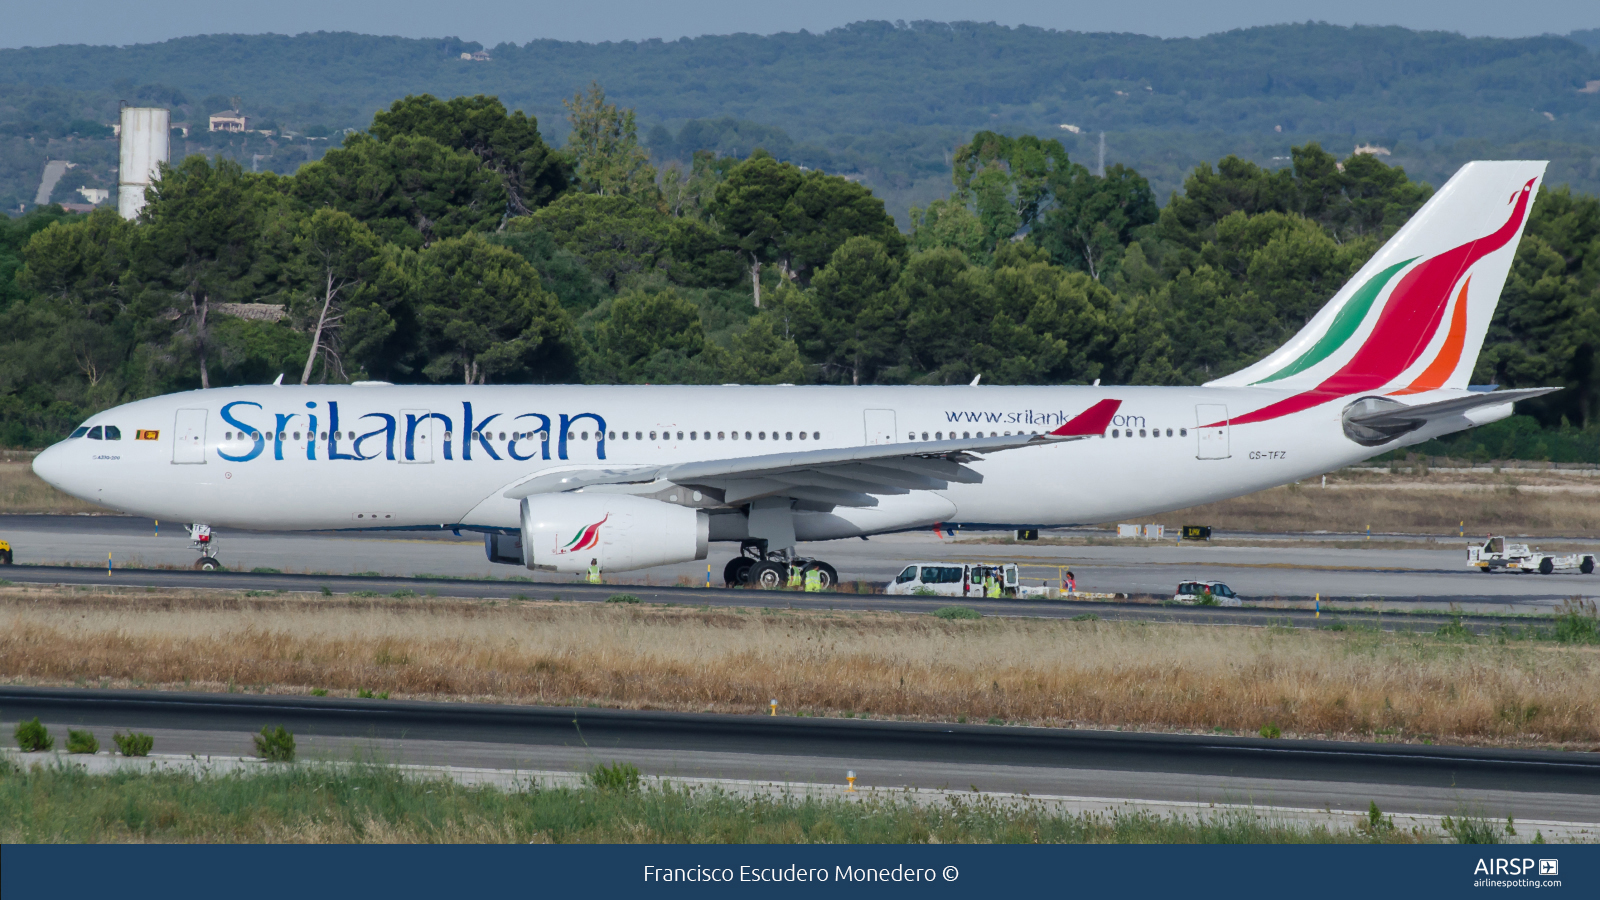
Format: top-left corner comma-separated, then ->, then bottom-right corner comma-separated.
2,0 -> 1595,49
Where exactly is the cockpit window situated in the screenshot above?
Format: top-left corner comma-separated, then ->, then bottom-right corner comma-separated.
86,426 -> 103,440
70,427 -> 89,438
103,426 -> 121,440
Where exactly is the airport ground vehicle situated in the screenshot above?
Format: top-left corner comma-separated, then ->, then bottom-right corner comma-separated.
1468,535 -> 1596,575
887,562 -> 1020,597
30,162 -> 1561,582
1173,581 -> 1243,606
0,539 -> 11,565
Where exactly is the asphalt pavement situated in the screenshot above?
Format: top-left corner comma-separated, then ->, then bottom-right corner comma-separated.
4,687 -> 1596,826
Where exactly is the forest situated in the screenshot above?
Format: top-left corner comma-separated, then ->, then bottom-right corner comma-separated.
1,88 -> 1597,460
2,22 -> 1598,219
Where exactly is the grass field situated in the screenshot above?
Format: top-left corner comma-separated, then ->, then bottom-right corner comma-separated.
0,759 -> 1449,844
1151,479 -> 1600,537
2,586 -> 1594,748
0,459 -> 105,515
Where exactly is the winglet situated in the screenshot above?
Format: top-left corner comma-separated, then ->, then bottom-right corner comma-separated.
1050,399 -> 1121,437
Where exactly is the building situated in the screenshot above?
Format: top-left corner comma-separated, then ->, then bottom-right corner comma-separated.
77,187 -> 110,205
460,50 -> 491,61
209,110 -> 250,133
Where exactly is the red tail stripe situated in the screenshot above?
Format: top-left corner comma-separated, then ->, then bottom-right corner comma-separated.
1222,180 -> 1535,427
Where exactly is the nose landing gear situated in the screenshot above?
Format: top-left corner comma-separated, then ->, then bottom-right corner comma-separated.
187,524 -> 220,571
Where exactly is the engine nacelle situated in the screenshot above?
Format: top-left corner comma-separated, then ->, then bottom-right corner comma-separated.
520,493 -> 709,573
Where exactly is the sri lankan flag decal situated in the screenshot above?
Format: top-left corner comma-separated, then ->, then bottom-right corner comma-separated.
135,429 -> 160,440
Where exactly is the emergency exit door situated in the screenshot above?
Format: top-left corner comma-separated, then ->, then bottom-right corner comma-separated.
863,409 -> 897,445
172,409 -> 207,464
1195,404 -> 1230,459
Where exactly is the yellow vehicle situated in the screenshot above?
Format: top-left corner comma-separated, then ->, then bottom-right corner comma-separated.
0,539 -> 11,565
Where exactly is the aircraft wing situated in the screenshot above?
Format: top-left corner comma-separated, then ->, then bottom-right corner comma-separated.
504,399 -> 1120,508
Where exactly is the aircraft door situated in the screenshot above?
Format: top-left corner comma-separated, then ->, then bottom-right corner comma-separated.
863,409 -> 897,445
1195,404 -> 1230,459
172,409 -> 207,464
401,409 -> 434,463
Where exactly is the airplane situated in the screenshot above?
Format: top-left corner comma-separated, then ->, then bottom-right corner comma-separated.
31,160 -> 1557,588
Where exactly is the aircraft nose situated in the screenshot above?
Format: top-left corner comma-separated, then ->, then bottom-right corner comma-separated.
31,442 -> 74,494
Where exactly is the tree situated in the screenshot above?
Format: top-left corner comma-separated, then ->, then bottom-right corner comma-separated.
409,234 -> 577,383
564,83 -> 658,199
709,153 -> 803,306
370,94 -> 571,215
951,132 -> 1073,256
778,171 -> 906,283
286,208 -> 386,384
291,132 -> 506,248
15,208 -> 134,390
804,236 -> 904,384
132,156 -> 274,389
901,248 -> 994,384
908,199 -> 988,260
722,314 -> 807,384
585,288 -> 720,384
1035,163 -> 1158,281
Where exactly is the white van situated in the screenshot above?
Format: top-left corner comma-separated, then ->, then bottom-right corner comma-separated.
886,562 -> 1020,598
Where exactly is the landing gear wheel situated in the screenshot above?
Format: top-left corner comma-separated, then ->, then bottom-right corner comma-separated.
0,550 -> 11,565
808,561 -> 839,590
1539,557 -> 1554,575
1582,557 -> 1595,575
750,561 -> 788,590
194,557 -> 221,571
723,556 -> 755,587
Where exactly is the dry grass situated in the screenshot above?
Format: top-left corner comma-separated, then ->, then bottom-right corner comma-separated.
0,460 -> 107,514
1148,482 -> 1600,537
1,586 -> 1594,749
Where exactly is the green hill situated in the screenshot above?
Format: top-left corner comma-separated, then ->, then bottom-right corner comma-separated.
2,22 -> 1599,219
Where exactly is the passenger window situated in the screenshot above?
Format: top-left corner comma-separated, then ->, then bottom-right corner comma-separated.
785,432 -> 792,440
896,566 -> 918,584
1180,428 -> 1188,437
70,427 -> 89,438
87,426 -> 103,439
798,431 -> 806,440
744,432 -> 752,440
650,431 -> 657,439
677,431 -> 683,440
104,426 -> 121,440
919,567 -> 938,584
921,432 -> 929,441
1140,429 -> 1147,437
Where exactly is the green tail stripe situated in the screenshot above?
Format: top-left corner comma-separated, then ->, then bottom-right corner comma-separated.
1252,258 -> 1415,385
563,527 -> 585,549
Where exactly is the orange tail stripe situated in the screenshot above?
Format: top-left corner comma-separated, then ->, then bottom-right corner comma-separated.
1393,276 -> 1471,395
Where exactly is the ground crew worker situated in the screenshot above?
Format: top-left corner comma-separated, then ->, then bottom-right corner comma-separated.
803,566 -> 822,592
787,562 -> 802,590
985,569 -> 1001,598
587,558 -> 601,584
1065,569 -> 1077,593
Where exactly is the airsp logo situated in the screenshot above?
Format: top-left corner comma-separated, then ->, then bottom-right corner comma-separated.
1473,858 -> 1554,876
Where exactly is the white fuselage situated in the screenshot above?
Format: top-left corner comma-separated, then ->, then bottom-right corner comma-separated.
32,382 -> 1503,538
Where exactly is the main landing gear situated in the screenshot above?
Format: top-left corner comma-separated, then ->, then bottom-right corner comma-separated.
187,523 -> 221,570
722,541 -> 839,591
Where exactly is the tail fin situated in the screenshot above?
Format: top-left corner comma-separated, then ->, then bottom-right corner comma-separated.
1209,161 -> 1546,416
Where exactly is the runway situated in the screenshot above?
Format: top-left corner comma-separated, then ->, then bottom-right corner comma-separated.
4,687 -> 1596,827
2,514 -> 1596,611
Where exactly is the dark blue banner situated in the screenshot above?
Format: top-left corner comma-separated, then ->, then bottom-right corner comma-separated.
4,844 -> 1594,898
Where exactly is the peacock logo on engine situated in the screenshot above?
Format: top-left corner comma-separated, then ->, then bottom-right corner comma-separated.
556,515 -> 609,554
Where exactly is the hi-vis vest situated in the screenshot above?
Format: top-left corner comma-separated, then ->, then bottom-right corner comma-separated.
804,568 -> 822,592
587,564 -> 601,584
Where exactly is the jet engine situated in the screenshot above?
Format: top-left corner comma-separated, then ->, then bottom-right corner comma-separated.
520,493 -> 709,573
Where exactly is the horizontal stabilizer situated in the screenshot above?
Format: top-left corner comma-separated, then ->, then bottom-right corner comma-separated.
1346,387 -> 1560,429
